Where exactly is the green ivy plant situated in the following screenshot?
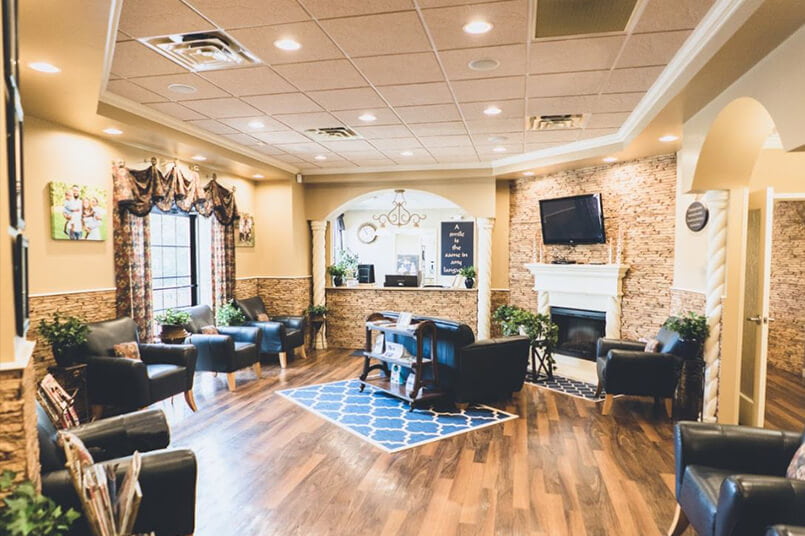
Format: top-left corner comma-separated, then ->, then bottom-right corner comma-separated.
458,265 -> 477,279
0,471 -> 80,536
216,302 -> 246,326
37,313 -> 89,356
306,305 -> 328,317
335,249 -> 359,277
154,308 -> 191,326
663,311 -> 710,342
492,305 -> 559,347
327,265 -> 347,277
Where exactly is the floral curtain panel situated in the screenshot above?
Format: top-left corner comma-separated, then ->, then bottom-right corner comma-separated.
211,217 -> 236,311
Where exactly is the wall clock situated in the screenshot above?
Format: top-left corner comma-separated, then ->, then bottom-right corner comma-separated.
357,222 -> 378,244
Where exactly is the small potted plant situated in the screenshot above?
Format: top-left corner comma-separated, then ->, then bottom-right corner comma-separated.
216,302 -> 246,326
38,313 -> 89,367
155,308 -> 191,344
306,304 -> 328,321
336,249 -> 360,282
0,470 -> 80,536
459,265 -> 477,288
327,265 -> 347,287
492,305 -> 559,379
663,311 -> 710,421
662,311 -> 710,360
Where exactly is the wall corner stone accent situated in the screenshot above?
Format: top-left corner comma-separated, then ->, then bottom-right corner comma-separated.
0,358 -> 41,490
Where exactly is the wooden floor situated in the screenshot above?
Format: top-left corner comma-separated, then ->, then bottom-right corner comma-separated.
159,348 -> 687,536
765,365 -> 805,431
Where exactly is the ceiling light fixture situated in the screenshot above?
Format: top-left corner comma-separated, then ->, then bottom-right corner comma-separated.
487,135 -> 508,143
252,173 -> 264,179
274,39 -> 301,51
247,120 -> 265,129
191,155 -> 207,161
492,146 -> 507,153
463,21 -> 493,34
483,106 -> 502,116
523,171 -> 535,176
358,113 -> 377,122
168,83 -> 197,94
314,155 -> 327,161
29,62 -> 60,73
603,156 -> 617,163
658,134 -> 679,143
103,127 -> 123,135
372,189 -> 426,228
468,58 -> 500,72
400,151 -> 414,156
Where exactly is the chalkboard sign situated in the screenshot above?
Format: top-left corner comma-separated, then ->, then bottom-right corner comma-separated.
685,201 -> 709,232
441,221 -> 474,275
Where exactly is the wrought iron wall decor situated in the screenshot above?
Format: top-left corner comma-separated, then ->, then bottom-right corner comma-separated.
372,189 -> 426,228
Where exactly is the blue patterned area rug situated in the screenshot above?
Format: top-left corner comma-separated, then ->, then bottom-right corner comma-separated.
277,379 -> 518,453
526,374 -> 605,402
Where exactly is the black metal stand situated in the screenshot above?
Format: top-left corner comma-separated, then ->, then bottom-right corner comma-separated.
673,358 -> 705,421
525,340 -> 554,383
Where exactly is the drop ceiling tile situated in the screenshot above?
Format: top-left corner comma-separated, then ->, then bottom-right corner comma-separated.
277,155 -> 310,164
408,122 -> 467,136
353,125 -> 413,139
634,0 -> 715,32
331,108 -> 402,126
182,98 -> 262,118
272,111 -> 341,130
586,112 -> 630,129
333,150 -> 386,159
434,154 -> 480,163
617,31 -> 691,68
307,87 -> 386,111
525,142 -> 563,152
526,95 -> 591,116
417,0 -> 493,6
146,102 -> 207,121
525,129 -> 580,143
376,83 -> 454,106
602,66 -> 664,93
230,22 -> 343,65
395,103 -> 461,123
423,1 -> 528,50
301,0 -> 414,19
476,146 -> 521,158
187,119 -> 239,135
242,93 -> 323,114
529,35 -> 625,74
580,127 -> 619,139
353,158 -> 397,167
252,131 -> 312,144
252,144 -> 290,155
200,67 -> 295,97
427,146 -> 478,157
220,116 -> 288,133
354,53 -> 445,86
372,138 -> 423,150
128,73 -> 230,101
221,133 -> 262,146
118,0 -> 214,37
418,135 -> 473,147
439,45 -> 526,80
111,41 -> 185,78
320,12 -> 431,57
311,158 -> 359,168
459,99 -> 524,119
527,71 -> 607,97
106,79 -> 165,103
391,155 -> 438,165
275,142 -> 329,154
470,131 -> 522,144
591,92 -> 644,113
451,76 -> 525,101
273,60 -> 366,91
185,0 -> 309,29
465,117 -> 523,133
319,140 -> 377,152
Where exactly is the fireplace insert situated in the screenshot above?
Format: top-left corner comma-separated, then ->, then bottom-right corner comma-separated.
550,307 -> 606,361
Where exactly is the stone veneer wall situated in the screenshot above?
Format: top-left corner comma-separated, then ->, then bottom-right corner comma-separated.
0,359 -> 40,488
509,154 -> 677,340
326,288 -> 479,349
669,289 -> 706,317
490,289 -> 510,338
768,200 -> 805,376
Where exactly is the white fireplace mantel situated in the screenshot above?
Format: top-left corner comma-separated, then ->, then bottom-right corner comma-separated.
524,263 -> 630,339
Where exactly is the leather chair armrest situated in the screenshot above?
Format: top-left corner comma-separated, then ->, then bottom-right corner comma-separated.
674,422 -> 803,497
69,409 -> 170,461
139,343 -> 197,369
601,349 -> 681,398
272,315 -> 306,331
217,325 -> 262,345
84,355 -> 150,408
715,476 -> 805,536
186,334 -> 235,353
767,526 -> 805,536
596,337 -> 645,358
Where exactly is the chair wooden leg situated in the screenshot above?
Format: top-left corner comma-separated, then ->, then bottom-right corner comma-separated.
594,381 -> 602,398
226,373 -> 237,392
601,394 -> 614,415
279,352 -> 288,369
298,346 -> 308,359
90,405 -> 104,421
253,362 -> 262,379
666,504 -> 689,536
455,402 -> 469,411
184,390 -> 198,412
665,398 -> 674,419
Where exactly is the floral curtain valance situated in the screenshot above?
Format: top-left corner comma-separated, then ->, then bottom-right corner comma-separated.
113,159 -> 239,225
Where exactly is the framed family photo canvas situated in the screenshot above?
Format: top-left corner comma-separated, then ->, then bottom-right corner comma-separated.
49,181 -> 109,241
237,212 -> 255,247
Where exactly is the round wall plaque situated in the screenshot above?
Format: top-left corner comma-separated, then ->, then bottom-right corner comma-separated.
685,201 -> 709,232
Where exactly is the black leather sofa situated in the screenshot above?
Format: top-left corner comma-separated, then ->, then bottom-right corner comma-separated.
37,404 -> 197,536
235,296 -> 306,368
184,304 -> 262,391
668,421 -> 805,536
595,327 -> 686,416
381,312 -> 530,404
79,317 -> 198,415
767,527 -> 805,536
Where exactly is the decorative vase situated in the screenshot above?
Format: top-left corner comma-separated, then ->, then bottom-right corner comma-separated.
333,276 -> 344,287
52,346 -> 80,367
160,324 -> 188,344
674,357 -> 705,421
464,277 -> 475,289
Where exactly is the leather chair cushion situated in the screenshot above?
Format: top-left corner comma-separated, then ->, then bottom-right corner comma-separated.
146,364 -> 187,403
232,342 -> 258,369
83,317 -> 140,357
679,465 -> 735,536
185,305 -> 216,334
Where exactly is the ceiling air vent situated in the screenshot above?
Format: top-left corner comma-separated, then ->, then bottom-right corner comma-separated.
304,127 -> 363,141
528,114 -> 586,131
140,31 -> 260,72
534,0 -> 640,39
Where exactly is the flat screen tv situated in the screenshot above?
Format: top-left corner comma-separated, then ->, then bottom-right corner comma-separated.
539,193 -> 606,245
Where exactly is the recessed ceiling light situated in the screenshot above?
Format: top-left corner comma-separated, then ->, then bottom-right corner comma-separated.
247,120 -> 265,129
523,171 -> 535,176
659,134 -> 679,143
400,151 -> 414,156
103,127 -> 123,135
468,58 -> 500,72
488,135 -> 508,143
314,155 -> 327,161
191,155 -> 207,161
603,156 -> 618,163
29,62 -> 60,73
274,39 -> 301,51
463,21 -> 493,34
252,173 -> 264,179
492,146 -> 507,153
358,113 -> 377,122
168,83 -> 197,94
483,105 -> 502,116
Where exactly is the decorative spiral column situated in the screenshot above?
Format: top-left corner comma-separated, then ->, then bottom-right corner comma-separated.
476,217 -> 495,340
605,295 -> 621,339
310,220 -> 328,349
703,190 -> 729,422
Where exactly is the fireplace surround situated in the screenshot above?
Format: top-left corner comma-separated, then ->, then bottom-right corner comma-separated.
550,307 -> 606,360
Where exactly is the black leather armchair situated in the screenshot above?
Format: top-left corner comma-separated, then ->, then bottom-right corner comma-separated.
668,421 -> 805,536
235,296 -> 307,368
767,527 -> 805,536
78,317 -> 197,415
595,327 -> 685,416
184,304 -> 262,391
37,404 -> 197,536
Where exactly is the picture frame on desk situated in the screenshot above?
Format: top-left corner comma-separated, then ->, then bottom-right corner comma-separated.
13,233 -> 29,336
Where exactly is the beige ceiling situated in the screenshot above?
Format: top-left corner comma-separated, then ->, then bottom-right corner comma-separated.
106,0 -> 714,173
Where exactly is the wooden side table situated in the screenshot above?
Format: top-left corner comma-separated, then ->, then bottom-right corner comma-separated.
47,363 -> 89,423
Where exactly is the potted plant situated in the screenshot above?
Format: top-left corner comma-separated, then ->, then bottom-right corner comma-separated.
38,313 -> 89,367
493,305 -> 559,379
663,311 -> 710,360
327,265 -> 347,287
336,249 -> 360,281
155,308 -> 191,344
459,265 -> 477,288
0,470 -> 80,536
216,302 -> 246,326
663,311 -> 710,421
306,304 -> 328,321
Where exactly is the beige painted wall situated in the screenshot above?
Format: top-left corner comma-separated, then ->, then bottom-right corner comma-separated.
492,181 -> 510,288
0,53 -> 13,363
254,179 -> 310,276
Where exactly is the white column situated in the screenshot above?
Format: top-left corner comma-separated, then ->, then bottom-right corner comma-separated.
605,295 -> 622,339
703,190 -> 729,422
310,220 -> 328,349
537,290 -> 550,316
476,217 -> 494,340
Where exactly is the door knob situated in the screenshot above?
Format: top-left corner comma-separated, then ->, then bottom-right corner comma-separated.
746,316 -> 763,324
